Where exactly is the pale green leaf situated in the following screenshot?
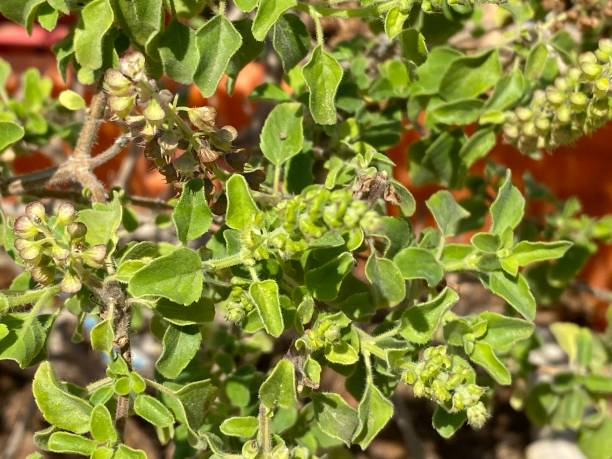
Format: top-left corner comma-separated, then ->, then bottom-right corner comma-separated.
58,90 -> 85,110
365,255 -> 406,307
260,102 -> 304,166
393,247 -> 444,287
0,121 -> 25,151
158,20 -> 200,84
439,50 -> 501,101
156,324 -> 202,379
426,190 -> 470,237
226,174 -> 259,230
73,0 -> 114,71
400,287 -> 459,344
313,392 -> 359,446
272,13 -> 309,71
48,432 -> 96,455
353,382 -> 393,449
490,170 -> 524,236
173,179 -> 212,244
479,271 -> 535,320
303,46 -> 343,125
134,394 -> 174,428
259,359 -> 297,410
90,404 -> 117,443
249,280 -> 284,338
251,0 -> 297,41
469,341 -> 511,385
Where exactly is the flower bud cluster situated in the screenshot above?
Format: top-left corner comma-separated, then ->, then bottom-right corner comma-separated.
224,287 -> 254,323
402,346 -> 489,428
104,53 -> 239,184
269,187 -> 381,258
420,0 -> 505,13
299,320 -> 343,352
13,202 -> 107,294
504,39 -> 612,154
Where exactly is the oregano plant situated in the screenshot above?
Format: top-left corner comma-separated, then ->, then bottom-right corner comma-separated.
0,0 -> 611,458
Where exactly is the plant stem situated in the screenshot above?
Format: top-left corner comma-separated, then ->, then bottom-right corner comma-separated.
202,253 -> 243,270
0,285 -> 61,311
258,404 -> 271,454
310,6 -> 324,47
273,164 -> 282,195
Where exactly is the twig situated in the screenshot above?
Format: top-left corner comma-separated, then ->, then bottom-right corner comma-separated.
113,140 -> 141,188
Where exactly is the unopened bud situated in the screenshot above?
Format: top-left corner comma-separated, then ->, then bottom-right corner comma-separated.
67,222 -> 87,239
188,107 -> 217,131
14,216 -> 39,239
82,244 -> 108,268
31,265 -> 56,285
51,245 -> 70,262
60,271 -> 82,294
581,62 -> 603,80
103,69 -> 132,96
143,99 -> 166,125
109,95 -> 135,119
515,107 -> 532,122
56,202 -> 76,225
556,105 -> 571,123
570,92 -> 588,109
25,202 -> 46,224
158,131 -> 179,155
119,52 -> 145,80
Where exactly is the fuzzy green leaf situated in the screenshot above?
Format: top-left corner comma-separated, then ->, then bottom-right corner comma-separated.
115,0 -> 162,47
134,394 -> 174,428
305,252 -> 354,301
303,46 -> 343,125
58,89 -> 85,111
259,358 -> 297,410
509,240 -> 573,267
426,190 -> 470,237
469,341 -> 511,385
490,170 -> 524,236
353,382 -> 393,449
226,174 -> 259,230
220,416 -> 258,438
480,271 -> 535,320
393,247 -> 444,287
439,50 -> 501,101
128,247 -> 203,305
479,312 -> 534,353
48,432 -> 96,455
90,404 -> 117,443
173,179 -> 212,244
90,319 -> 114,354
400,287 -> 459,344
158,20 -> 200,84
260,102 -> 304,166
33,362 -> 93,434
194,16 -> 242,97
0,121 -> 25,151
249,280 -> 284,338
73,0 -> 114,71
251,0 -> 297,41
365,255 -> 406,307
156,324 -> 202,379
0,312 -> 55,368
272,14 -> 309,71
313,392 -> 359,446
399,28 -> 428,65
432,406 -> 466,439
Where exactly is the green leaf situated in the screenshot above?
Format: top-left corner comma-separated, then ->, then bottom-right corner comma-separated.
429,98 -> 484,125
259,359 -> 297,410
391,180 -> 416,217
439,50 -> 501,101
154,298 -> 214,326
161,379 -> 217,432
480,271 -> 535,320
393,247 -> 444,287
235,0 -> 258,12
272,13 -> 309,71
490,170 -> 524,236
510,241 -> 572,267
73,0 -> 114,71
58,89 -> 85,110
0,1 -> 46,31
226,19 -> 264,83
578,418 -> 612,459
469,341 -> 511,385
114,445 -> 147,459
303,46 -> 343,125
48,432 -> 96,455
353,382 -> 393,449
324,341 -> 359,365
483,68 -> 525,112
220,416 -> 258,438
426,190 -> 470,237
90,319 -> 114,354
173,179 -> 212,244
158,20 -> 200,84
194,16 -> 242,97
524,43 -> 548,80
384,8 -> 408,39
128,247 -> 203,305
400,287 -> 459,344
33,362 -> 93,434
313,392 -> 359,446
0,312 -> 55,368
305,252 -> 354,301
37,4 -> 58,31
134,394 -> 174,428
471,232 -> 501,253
226,174 -> 259,230
260,102 -> 304,166
251,0 -> 297,41
91,447 -> 114,459
399,28 -> 428,65
115,0 -> 162,47
410,47 -> 463,96
365,255 -> 406,307
156,324 -> 202,379
459,128 -> 496,168
77,194 -> 123,249
432,406 -> 466,439
479,312 -> 534,353
582,374 -> 612,394
90,404 -> 117,443
550,322 -> 580,363
0,121 -> 25,151
249,280 -> 284,338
